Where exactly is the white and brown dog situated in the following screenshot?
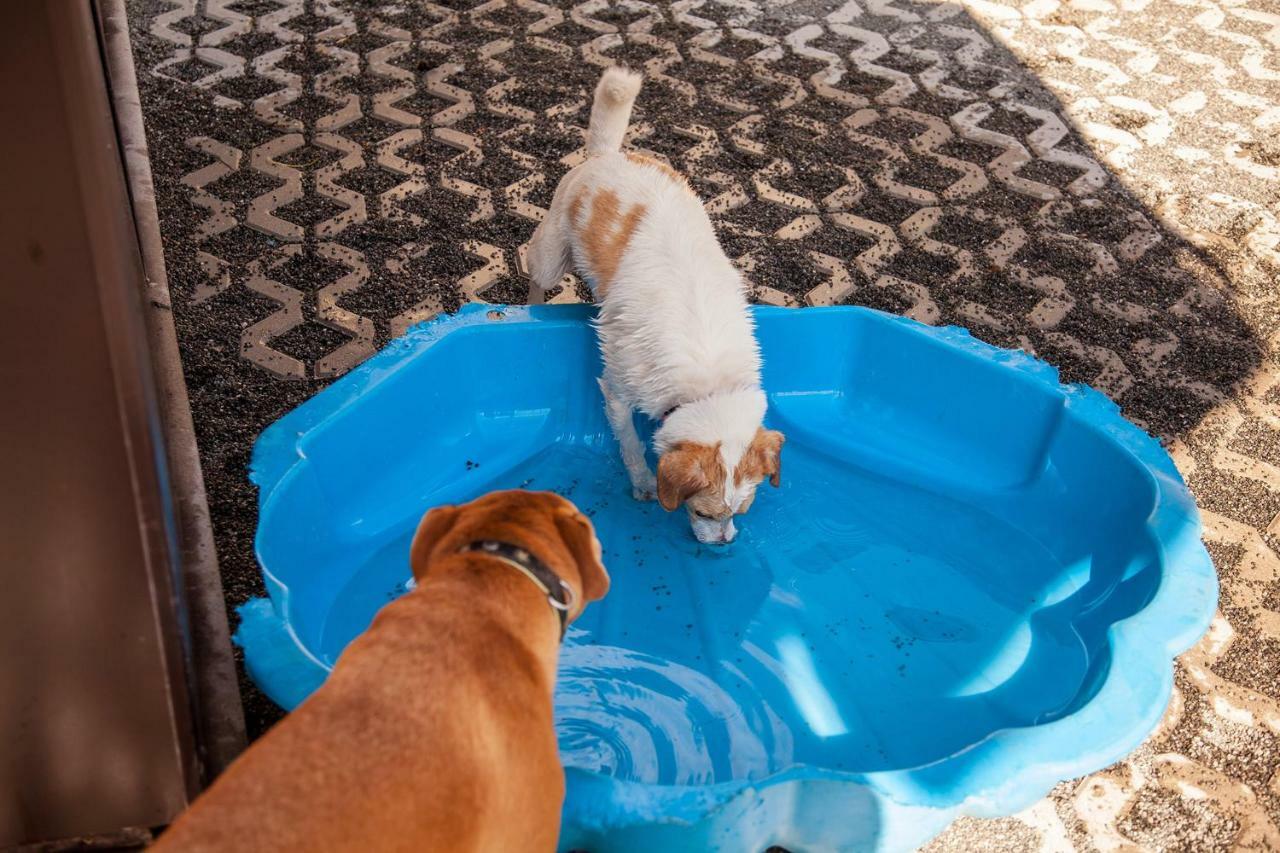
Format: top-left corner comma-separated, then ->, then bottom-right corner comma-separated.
528,67 -> 784,544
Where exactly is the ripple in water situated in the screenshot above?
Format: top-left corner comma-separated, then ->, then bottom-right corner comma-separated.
555,644 -> 792,786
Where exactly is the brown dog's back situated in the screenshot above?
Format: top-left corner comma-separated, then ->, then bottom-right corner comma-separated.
154,491 -> 608,852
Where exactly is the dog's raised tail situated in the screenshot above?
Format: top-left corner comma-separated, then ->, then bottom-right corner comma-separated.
587,66 -> 642,155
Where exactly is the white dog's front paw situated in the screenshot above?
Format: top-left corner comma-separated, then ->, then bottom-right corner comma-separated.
632,476 -> 658,502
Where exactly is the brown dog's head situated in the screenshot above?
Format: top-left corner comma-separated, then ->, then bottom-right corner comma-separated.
657,428 -> 784,544
408,490 -> 610,620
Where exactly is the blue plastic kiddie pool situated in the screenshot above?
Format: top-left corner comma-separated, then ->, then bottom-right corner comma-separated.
240,304 -> 1216,852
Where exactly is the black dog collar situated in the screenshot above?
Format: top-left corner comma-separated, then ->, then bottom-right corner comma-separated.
460,540 -> 575,640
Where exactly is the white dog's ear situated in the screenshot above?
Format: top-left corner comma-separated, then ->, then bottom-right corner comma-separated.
657,444 -> 715,511
743,429 -> 785,487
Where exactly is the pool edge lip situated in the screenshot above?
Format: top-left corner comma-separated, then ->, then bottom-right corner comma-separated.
241,303 -> 1218,851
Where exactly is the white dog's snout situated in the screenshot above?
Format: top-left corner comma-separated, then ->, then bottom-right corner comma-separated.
692,516 -> 737,545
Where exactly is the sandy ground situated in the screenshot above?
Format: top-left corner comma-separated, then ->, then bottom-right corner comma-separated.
127,0 -> 1279,848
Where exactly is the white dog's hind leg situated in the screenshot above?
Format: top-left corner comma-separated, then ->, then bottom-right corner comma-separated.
526,217 -> 572,300
527,219 -> 573,302
526,172 -> 579,301
599,378 -> 657,501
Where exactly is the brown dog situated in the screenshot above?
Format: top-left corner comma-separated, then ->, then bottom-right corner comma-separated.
154,490 -> 610,852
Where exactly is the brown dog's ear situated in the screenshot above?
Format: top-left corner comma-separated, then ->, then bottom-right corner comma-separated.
657,445 -> 712,511
409,504 -> 460,582
744,429 -> 785,487
554,507 -> 610,605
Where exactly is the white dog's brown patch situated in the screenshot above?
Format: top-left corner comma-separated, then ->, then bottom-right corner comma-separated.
657,441 -> 725,513
657,429 -> 784,516
736,428 -> 785,487
569,188 -> 647,294
624,152 -> 690,189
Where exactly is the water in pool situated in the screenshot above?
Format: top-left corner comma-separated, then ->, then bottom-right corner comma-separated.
320,435 -> 1090,787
